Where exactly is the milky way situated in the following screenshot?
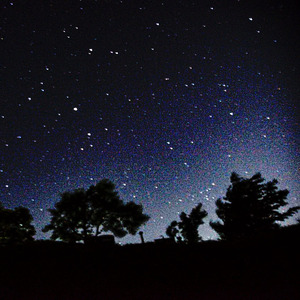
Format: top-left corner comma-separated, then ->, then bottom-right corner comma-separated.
1,0 -> 299,243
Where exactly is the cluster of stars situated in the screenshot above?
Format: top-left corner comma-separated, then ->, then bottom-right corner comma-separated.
0,0 -> 299,243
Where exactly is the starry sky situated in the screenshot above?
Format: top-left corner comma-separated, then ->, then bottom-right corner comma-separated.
1,0 -> 299,243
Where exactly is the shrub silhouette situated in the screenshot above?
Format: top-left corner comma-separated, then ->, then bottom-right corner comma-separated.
210,172 -> 300,241
0,202 -> 36,245
166,203 -> 207,244
43,179 -> 150,243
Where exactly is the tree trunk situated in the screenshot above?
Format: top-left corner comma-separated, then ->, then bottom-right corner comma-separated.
95,225 -> 100,236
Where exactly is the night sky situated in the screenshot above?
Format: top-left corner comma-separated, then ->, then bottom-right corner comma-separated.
1,0 -> 299,244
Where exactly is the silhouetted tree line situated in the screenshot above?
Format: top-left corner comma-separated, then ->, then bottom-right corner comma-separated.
0,173 -> 299,245
166,172 -> 299,243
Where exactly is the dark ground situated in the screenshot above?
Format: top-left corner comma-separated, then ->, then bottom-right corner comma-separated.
0,225 -> 299,300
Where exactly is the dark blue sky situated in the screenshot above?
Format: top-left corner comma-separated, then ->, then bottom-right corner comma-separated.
1,0 -> 299,243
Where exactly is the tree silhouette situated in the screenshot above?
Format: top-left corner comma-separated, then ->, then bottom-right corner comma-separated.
210,172 -> 300,241
0,202 -> 36,244
43,179 -> 150,243
166,203 -> 208,244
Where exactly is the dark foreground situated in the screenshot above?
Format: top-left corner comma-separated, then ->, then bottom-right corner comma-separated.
0,226 -> 299,300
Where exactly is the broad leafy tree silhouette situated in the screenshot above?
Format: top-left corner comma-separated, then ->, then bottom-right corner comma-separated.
166,203 -> 207,244
43,179 -> 150,243
0,202 -> 36,244
210,172 -> 300,241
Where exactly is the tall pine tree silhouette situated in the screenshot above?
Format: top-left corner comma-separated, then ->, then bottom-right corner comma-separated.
210,172 -> 299,240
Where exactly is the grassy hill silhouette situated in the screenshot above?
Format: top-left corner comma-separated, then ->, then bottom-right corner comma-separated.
0,224 -> 299,299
